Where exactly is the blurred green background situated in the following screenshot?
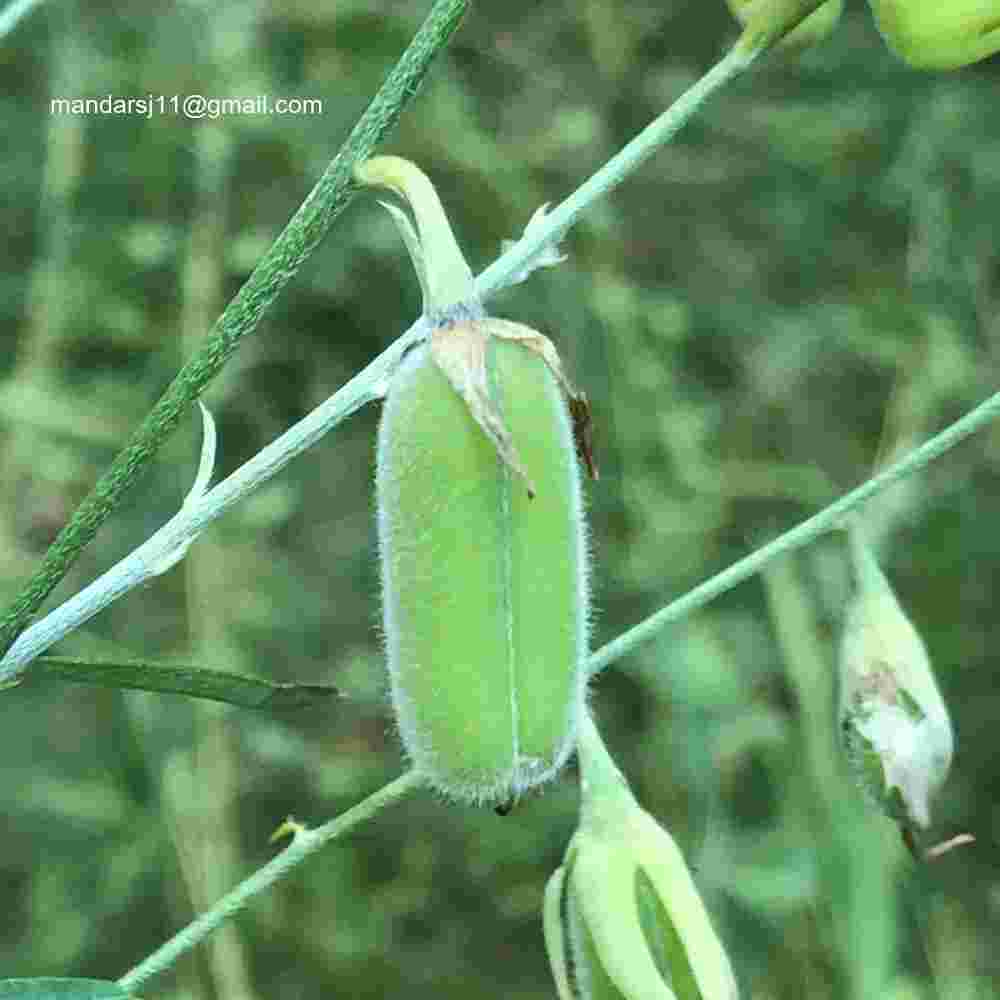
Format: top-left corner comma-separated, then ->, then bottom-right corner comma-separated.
1,1 -> 998,997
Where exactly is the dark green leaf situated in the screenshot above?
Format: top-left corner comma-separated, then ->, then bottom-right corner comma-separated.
23,656 -> 339,712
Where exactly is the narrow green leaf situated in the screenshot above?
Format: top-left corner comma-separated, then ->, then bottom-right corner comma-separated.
24,656 -> 339,712
0,979 -> 132,999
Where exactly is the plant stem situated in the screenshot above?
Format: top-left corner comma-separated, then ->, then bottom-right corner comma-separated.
587,387 -> 1000,677
0,322 -> 427,684
116,770 -> 425,993
477,44 -> 755,298
0,0 -> 45,40
0,0 -> 469,658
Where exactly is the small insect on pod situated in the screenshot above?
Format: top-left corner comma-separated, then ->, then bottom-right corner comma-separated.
355,156 -> 593,806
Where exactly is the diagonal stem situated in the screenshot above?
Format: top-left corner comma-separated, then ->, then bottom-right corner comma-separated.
116,770 -> 425,993
587,388 -> 1000,677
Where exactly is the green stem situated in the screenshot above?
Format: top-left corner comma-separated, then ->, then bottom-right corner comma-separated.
576,712 -> 634,833
0,0 -> 468,658
476,44 -> 755,299
116,770 -> 425,993
587,388 -> 1000,677
0,0 -> 45,40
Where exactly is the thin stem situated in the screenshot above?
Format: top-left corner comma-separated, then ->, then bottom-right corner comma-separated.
0,0 -> 469,658
576,712 -> 634,833
116,770 -> 425,993
0,0 -> 45,40
477,45 -> 755,299
587,387 -> 1000,677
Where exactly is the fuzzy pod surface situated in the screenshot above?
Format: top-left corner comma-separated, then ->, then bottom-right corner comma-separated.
377,334 -> 588,804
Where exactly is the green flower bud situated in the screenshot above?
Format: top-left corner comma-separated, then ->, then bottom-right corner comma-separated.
728,0 -> 843,53
544,714 -> 739,999
358,157 -> 591,804
839,525 -> 953,832
731,0 -> 835,54
868,0 -> 1000,69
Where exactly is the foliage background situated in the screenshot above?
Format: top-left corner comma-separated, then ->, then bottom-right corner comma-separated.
1,0 -> 998,996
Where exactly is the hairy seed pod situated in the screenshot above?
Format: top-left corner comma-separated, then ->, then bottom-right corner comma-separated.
377,331 -> 588,804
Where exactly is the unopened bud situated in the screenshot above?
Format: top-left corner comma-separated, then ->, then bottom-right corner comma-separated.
544,714 -> 739,998
728,0 -> 843,53
839,525 -> 953,831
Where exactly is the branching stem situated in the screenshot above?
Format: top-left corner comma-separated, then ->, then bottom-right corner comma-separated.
587,387 -> 1000,676
116,771 -> 425,993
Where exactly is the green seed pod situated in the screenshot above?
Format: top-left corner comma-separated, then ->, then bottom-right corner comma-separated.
357,156 -> 591,804
378,333 -> 588,803
838,524 -> 953,831
868,0 -> 1000,69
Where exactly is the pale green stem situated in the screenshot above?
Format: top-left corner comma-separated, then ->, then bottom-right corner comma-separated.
847,521 -> 891,596
587,388 -> 1000,677
116,770 -> 425,993
0,0 -> 45,40
476,44 -> 756,298
576,712 -> 634,833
